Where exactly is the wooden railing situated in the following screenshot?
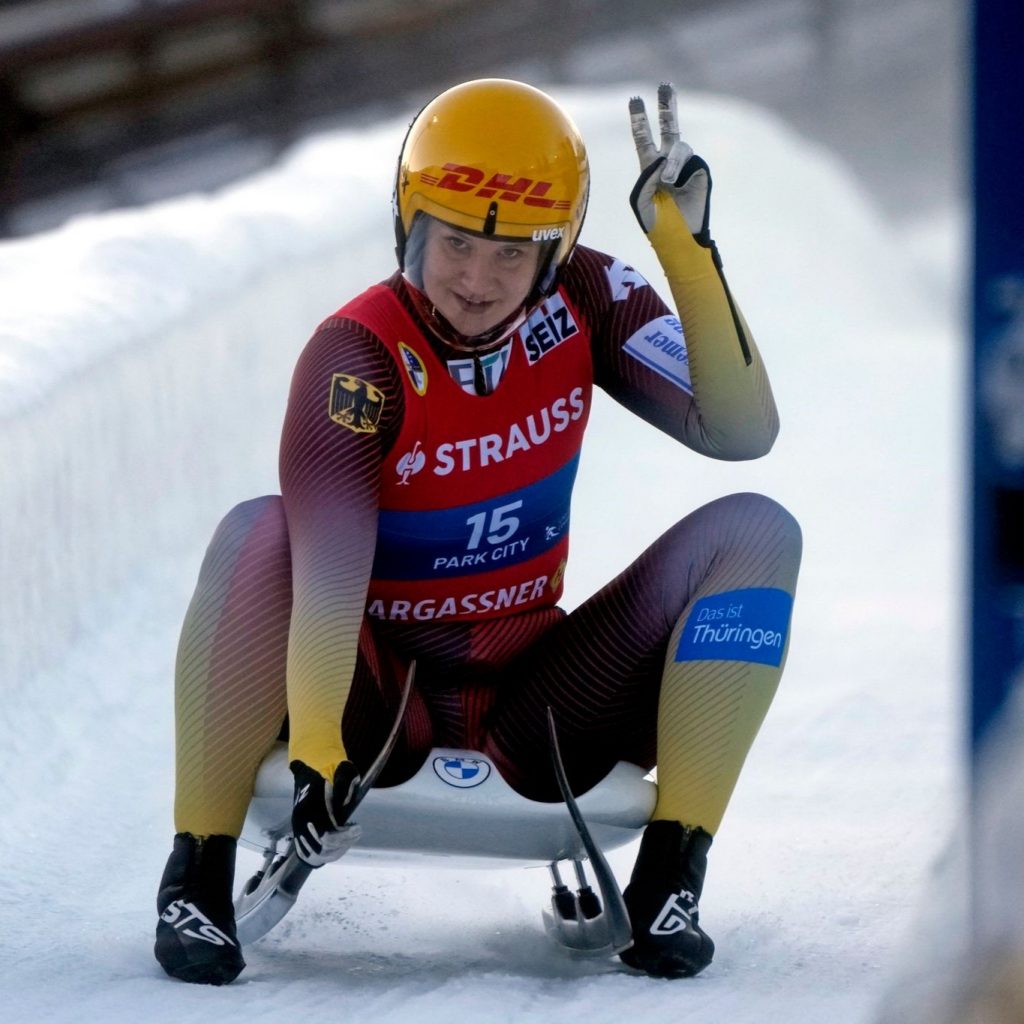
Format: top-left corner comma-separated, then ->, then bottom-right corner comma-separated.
0,0 -> 483,228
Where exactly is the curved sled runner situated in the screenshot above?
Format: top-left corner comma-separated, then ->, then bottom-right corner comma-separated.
235,677 -> 656,958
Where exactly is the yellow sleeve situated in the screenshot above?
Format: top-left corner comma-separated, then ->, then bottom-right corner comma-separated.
647,194 -> 779,460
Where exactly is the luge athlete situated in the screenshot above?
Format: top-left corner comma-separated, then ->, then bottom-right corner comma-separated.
155,79 -> 802,985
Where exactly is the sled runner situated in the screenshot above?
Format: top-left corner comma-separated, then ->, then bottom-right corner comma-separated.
234,664 -> 656,957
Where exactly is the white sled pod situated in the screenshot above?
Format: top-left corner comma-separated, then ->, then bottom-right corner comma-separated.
239,742 -> 657,867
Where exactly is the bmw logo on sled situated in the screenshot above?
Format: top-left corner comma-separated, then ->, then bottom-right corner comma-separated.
433,756 -> 492,788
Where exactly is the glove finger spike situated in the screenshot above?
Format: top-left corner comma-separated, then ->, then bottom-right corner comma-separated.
629,97 -> 659,168
657,82 -> 680,146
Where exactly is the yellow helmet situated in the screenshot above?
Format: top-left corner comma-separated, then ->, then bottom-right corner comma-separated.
394,79 -> 590,296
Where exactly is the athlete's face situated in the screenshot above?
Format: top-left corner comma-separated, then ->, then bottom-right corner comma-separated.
420,219 -> 542,339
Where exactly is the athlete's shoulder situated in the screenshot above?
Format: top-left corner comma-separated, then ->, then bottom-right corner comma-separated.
560,244 -> 647,306
283,279 -> 407,460
562,243 -> 615,283
561,244 -> 666,325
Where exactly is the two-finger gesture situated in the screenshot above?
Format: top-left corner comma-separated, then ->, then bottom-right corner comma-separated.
628,83 -> 711,239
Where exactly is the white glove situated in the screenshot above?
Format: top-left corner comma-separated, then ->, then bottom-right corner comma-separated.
628,83 -> 711,241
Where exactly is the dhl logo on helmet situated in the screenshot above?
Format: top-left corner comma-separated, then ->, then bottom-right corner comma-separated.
421,163 -> 572,210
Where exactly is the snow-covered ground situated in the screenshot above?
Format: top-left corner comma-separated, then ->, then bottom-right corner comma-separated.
0,85 -> 963,1022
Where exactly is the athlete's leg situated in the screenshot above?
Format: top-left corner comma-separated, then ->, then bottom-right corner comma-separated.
650,493 -> 802,831
486,491 -> 800,978
160,496 -> 292,985
172,496 -> 435,836
485,490 -> 802,833
341,618 -> 435,786
173,496 -> 293,838
160,496 -> 431,985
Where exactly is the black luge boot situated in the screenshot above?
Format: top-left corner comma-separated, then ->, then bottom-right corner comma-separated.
620,820 -> 715,978
154,833 -> 246,985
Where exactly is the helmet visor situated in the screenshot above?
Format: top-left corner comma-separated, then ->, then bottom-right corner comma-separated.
403,213 -> 558,348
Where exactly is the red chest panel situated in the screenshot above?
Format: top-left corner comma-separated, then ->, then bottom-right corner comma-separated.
335,285 -> 594,622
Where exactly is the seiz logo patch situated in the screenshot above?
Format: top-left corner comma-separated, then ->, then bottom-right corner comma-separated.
675,587 -> 794,667
398,342 -> 428,396
519,295 -> 579,364
623,315 -> 693,394
420,163 -> 571,209
328,373 -> 385,434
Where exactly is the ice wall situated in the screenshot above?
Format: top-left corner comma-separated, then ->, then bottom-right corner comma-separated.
0,126 -> 400,687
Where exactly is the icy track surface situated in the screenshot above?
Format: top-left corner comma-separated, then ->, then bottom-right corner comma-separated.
0,87 -> 962,1023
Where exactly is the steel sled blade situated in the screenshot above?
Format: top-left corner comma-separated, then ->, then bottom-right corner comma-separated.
234,661 -> 415,945
542,707 -> 635,958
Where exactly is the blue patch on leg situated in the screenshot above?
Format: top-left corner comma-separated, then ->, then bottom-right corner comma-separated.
675,588 -> 794,668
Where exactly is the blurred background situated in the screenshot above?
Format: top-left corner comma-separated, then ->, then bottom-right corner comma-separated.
0,0 -> 965,237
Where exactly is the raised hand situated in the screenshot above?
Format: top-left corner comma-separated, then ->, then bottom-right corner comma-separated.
628,83 -> 711,240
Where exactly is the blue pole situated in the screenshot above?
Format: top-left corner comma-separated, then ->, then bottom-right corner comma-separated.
970,0 -> 1024,756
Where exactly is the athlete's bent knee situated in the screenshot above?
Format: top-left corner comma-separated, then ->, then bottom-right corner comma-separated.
731,492 -> 801,554
214,495 -> 286,541
199,495 -> 289,579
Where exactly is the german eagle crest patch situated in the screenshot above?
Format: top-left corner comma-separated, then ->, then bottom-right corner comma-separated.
328,373 -> 385,434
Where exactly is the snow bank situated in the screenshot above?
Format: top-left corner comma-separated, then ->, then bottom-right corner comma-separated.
0,127 -> 401,686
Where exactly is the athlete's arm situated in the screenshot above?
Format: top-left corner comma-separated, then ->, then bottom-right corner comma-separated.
278,317 -> 403,782
579,241 -> 778,461
587,85 -> 779,461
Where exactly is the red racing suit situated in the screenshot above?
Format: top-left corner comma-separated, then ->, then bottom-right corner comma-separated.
278,243 -> 780,782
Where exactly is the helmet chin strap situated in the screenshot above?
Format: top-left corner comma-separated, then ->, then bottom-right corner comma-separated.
402,276 -> 532,355
435,304 -> 530,354
472,353 -> 489,396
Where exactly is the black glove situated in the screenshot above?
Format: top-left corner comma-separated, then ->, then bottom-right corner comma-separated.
628,82 -> 712,242
290,759 -> 362,867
